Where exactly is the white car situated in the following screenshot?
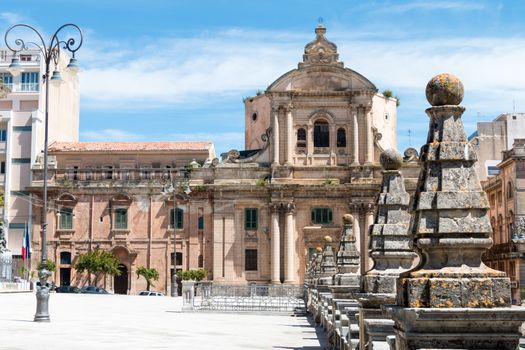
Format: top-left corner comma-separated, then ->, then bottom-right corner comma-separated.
138,291 -> 164,296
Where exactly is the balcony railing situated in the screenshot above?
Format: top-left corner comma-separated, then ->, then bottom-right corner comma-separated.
483,242 -> 520,260
32,168 -> 189,184
19,83 -> 39,92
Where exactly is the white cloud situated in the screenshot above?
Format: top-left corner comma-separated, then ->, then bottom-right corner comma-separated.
80,129 -> 143,142
0,12 -> 23,26
79,129 -> 245,154
378,1 -> 485,13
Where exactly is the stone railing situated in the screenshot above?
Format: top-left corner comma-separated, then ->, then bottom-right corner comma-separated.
32,168 -> 189,185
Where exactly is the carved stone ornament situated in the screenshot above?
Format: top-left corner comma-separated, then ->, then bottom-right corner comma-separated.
300,24 -> 343,68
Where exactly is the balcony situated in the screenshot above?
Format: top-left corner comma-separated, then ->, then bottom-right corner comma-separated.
32,168 -> 190,188
482,242 -> 525,260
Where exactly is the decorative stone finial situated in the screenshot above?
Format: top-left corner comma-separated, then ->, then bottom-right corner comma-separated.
300,25 -> 342,68
324,235 -> 332,243
316,246 -> 323,253
425,73 -> 464,106
342,213 -> 354,224
379,149 -> 403,170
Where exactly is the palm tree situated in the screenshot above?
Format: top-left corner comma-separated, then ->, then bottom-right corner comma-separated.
136,266 -> 159,291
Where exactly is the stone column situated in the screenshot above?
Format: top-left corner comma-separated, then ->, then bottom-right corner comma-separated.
285,105 -> 293,166
363,108 -> 374,165
352,111 -> 359,165
364,203 -> 375,273
284,203 -> 295,284
350,204 -> 363,275
307,125 -> 314,162
270,203 -> 281,284
271,106 -> 280,165
392,73 -> 525,350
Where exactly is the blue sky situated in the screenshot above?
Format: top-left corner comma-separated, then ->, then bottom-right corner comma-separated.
1,0 -> 525,154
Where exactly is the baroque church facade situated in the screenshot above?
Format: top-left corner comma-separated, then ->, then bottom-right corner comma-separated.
28,25 -> 419,294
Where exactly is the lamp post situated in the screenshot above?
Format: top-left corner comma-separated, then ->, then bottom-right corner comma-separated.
162,170 -> 191,297
4,24 -> 83,322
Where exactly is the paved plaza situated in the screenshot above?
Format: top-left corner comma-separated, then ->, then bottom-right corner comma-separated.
0,292 -> 325,350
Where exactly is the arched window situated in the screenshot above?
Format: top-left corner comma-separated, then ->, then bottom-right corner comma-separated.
497,214 -> 504,244
314,120 -> 329,147
337,128 -> 346,148
297,128 -> 306,148
508,211 -> 514,239
507,181 -> 513,199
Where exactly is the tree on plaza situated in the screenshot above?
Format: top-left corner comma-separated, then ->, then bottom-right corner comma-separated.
136,266 -> 159,291
74,249 -> 121,285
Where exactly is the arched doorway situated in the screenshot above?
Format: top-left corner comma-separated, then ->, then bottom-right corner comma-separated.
114,264 -> 128,294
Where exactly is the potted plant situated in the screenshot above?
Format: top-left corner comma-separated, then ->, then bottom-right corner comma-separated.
176,268 -> 207,310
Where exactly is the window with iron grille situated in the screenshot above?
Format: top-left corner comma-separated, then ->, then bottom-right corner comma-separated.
245,208 -> 258,230
245,249 -> 257,271
311,208 -> 333,224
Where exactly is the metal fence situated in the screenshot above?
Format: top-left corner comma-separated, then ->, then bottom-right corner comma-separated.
195,283 -> 305,312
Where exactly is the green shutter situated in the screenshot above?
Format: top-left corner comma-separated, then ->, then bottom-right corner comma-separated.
245,208 -> 258,230
115,208 -> 128,229
198,216 -> 204,230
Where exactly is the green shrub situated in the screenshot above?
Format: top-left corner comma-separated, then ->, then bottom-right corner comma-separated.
37,260 -> 57,272
176,268 -> 208,281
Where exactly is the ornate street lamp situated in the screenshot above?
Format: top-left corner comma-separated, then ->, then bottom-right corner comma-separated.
4,23 -> 83,322
162,170 -> 191,297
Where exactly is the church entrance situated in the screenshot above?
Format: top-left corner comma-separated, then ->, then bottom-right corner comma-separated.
114,264 -> 128,294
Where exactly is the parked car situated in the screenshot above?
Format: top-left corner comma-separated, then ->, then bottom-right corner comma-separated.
80,286 -> 110,294
138,291 -> 164,296
55,285 -> 81,293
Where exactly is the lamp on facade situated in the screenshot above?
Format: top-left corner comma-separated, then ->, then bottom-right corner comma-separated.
4,23 -> 83,323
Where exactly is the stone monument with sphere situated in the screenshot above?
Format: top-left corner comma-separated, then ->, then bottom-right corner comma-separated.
391,73 -> 525,350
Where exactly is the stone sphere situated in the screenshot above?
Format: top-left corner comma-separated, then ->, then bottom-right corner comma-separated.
425,73 -> 464,106
342,214 -> 354,224
316,246 -> 323,253
324,235 -> 332,243
380,148 -> 403,170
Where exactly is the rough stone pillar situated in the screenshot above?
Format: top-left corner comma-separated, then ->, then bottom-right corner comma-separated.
270,203 -> 281,284
392,73 -> 525,350
358,149 -> 418,350
363,149 -> 417,294
271,106 -> 280,165
285,105 -> 293,166
352,112 -> 360,165
284,203 -> 295,284
317,236 -> 337,286
331,215 -> 360,293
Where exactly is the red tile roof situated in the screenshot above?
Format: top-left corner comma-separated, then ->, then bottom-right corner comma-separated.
49,141 -> 213,153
